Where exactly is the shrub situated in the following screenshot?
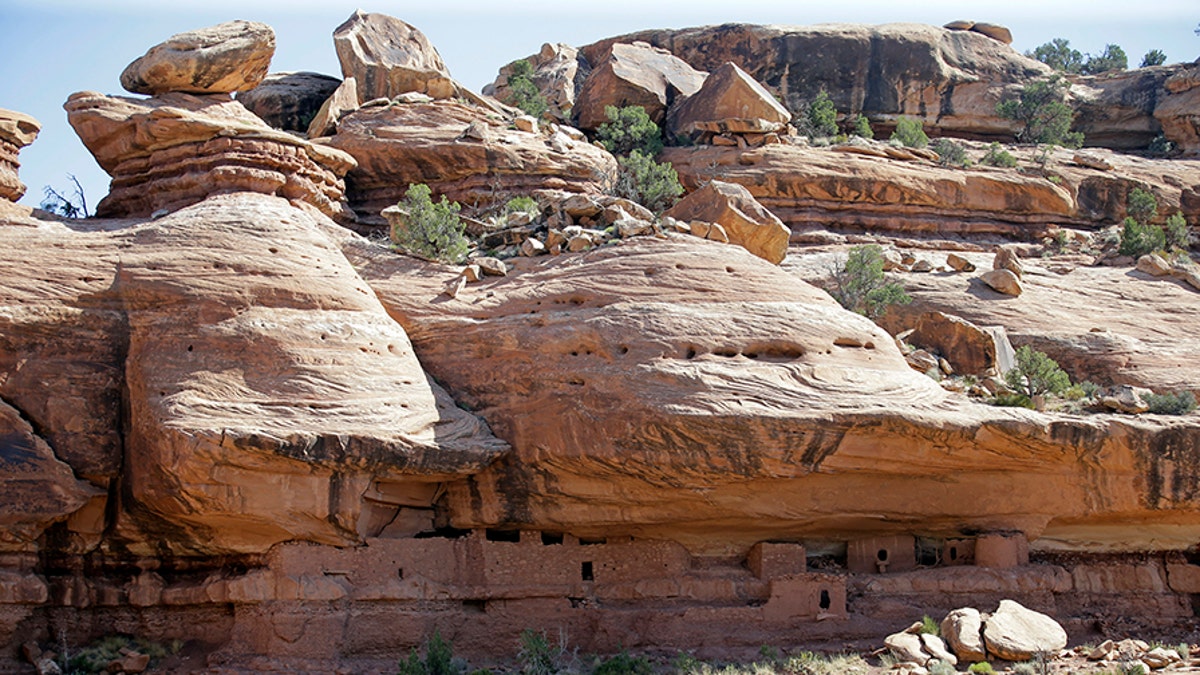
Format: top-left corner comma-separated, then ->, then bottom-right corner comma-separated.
40,174 -> 90,218
996,77 -> 1083,147
504,60 -> 548,119
1148,134 -> 1175,156
849,114 -> 874,139
931,138 -> 969,167
891,116 -> 929,148
1082,44 -> 1128,74
1141,49 -> 1167,67
1119,217 -> 1166,257
1165,212 -> 1191,251
803,90 -> 838,139
1144,391 -> 1197,415
390,184 -> 470,264
981,142 -> 1018,168
967,662 -> 996,675
1127,187 -> 1158,222
596,105 -> 663,157
517,630 -> 556,675
398,632 -> 458,675
919,615 -> 940,636
929,662 -> 957,675
1005,345 -> 1071,398
504,195 -> 540,217
593,651 -> 653,675
613,150 -> 683,214
1028,38 -> 1083,73
992,392 -> 1034,409
828,244 -> 912,319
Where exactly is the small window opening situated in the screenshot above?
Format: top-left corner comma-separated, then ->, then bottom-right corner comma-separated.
581,561 -> 594,581
877,549 -> 889,562
819,589 -> 831,610
541,532 -> 564,546
485,529 -> 521,542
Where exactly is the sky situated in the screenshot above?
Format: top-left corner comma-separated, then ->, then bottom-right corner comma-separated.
1,0 -> 1196,213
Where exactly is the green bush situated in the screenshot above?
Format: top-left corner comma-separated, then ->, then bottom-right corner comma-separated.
1145,391 -> 1197,415
849,114 -> 874,139
1127,187 -> 1158,222
517,630 -> 556,675
505,60 -> 548,118
1005,345 -> 1071,398
613,150 -> 683,214
1141,49 -> 1167,67
828,244 -> 912,319
919,615 -> 940,635
1028,38 -> 1083,73
592,651 -> 653,675
1119,217 -> 1166,257
981,142 -> 1018,168
1165,212 -> 1191,251
504,195 -> 540,217
390,183 -> 470,264
996,77 -> 1083,147
1148,134 -> 1175,156
398,632 -> 458,675
596,105 -> 663,157
967,662 -> 996,675
1082,44 -> 1128,74
891,116 -> 929,148
992,392 -> 1035,409
803,90 -> 838,139
931,138 -> 969,167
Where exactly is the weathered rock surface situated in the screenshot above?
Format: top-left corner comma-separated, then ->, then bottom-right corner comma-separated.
980,269 -> 1022,296
574,41 -> 707,130
306,77 -> 358,138
1156,63 -> 1200,155
486,42 -> 586,120
908,311 -> 1002,376
236,71 -> 342,132
64,90 -> 355,220
120,20 -> 275,95
327,99 -> 616,219
667,62 -> 791,138
941,607 -> 986,662
582,23 -> 1050,139
333,11 -> 458,103
981,599 -> 1068,661
0,109 -> 39,201
663,180 -> 790,263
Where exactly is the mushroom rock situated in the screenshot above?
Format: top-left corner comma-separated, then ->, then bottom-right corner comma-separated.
0,109 -> 40,202
120,20 -> 276,96
64,90 -> 356,220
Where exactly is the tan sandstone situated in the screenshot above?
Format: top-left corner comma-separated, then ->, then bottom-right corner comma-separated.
663,180 -> 790,264
120,20 -> 275,95
0,109 -> 39,202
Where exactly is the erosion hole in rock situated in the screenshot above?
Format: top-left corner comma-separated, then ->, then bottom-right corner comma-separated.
819,589 -> 831,610
685,347 -> 698,359
485,529 -> 521,543
187,345 -> 193,352
619,345 -> 629,355
714,348 -> 739,358
541,532 -> 564,546
581,561 -> 594,581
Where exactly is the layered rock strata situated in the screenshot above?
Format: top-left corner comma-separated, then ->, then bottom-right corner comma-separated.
0,109 -> 39,202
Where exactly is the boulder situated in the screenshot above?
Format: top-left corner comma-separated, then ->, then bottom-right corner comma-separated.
1101,385 -> 1152,414
885,628 -> 929,665
994,246 -> 1024,279
326,100 -> 615,220
0,109 -> 40,201
1073,153 -> 1114,171
663,180 -> 789,264
909,311 -> 1000,377
946,253 -> 975,272
982,599 -> 1068,661
333,11 -> 460,103
306,77 -> 359,138
970,22 -> 1013,45
920,634 -> 957,666
906,349 -> 940,373
237,71 -> 341,132
1136,253 -> 1172,277
486,43 -> 585,120
1142,647 -> 1182,669
64,91 -> 356,220
574,41 -> 707,130
120,20 -> 275,95
667,62 -> 791,138
980,269 -> 1022,296
941,608 -> 986,663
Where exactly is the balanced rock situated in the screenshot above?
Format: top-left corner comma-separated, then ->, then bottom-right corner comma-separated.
0,109 -> 40,201
65,91 -> 356,220
982,599 -> 1068,661
663,180 -> 789,264
941,608 -> 986,663
574,41 -> 707,130
333,11 -> 455,103
120,20 -> 275,95
970,22 -> 1013,45
237,71 -> 341,132
668,62 -> 791,138
980,268 -> 1022,296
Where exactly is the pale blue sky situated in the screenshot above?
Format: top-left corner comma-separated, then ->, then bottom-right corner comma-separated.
2,0 -> 1196,212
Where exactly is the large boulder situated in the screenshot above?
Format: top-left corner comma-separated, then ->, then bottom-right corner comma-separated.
908,311 -> 1003,377
664,180 -> 790,264
0,109 -> 39,202
486,43 -> 586,121
979,268 -> 1023,296
574,41 -> 707,130
1155,64 -> 1200,156
120,20 -> 275,95
237,71 -> 342,133
332,10 -> 456,102
982,599 -> 1068,661
667,62 -> 791,138
326,99 -> 616,220
64,90 -> 356,220
941,608 -> 986,663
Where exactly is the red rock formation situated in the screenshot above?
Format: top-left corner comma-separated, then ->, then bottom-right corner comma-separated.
0,109 -> 39,202
485,42 -> 586,121
119,20 -> 276,96
237,71 -> 342,132
64,91 -> 356,220
573,41 -> 707,130
326,99 -> 616,219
